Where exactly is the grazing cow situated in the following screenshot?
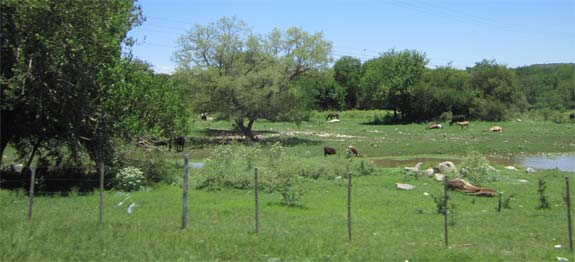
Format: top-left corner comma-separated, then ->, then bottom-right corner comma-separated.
456,121 -> 469,129
171,136 -> 185,152
324,146 -> 337,157
347,145 -> 360,157
426,123 -> 443,129
326,112 -> 339,121
449,115 -> 466,126
488,126 -> 503,132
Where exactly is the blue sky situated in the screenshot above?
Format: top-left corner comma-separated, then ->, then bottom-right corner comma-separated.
127,0 -> 575,74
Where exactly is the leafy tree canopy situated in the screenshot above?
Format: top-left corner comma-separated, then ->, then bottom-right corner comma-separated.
173,17 -> 332,139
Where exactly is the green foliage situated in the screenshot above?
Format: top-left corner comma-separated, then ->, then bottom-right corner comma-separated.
516,64 -> 575,111
173,17 -> 332,139
358,49 -> 428,120
334,56 -> 362,109
459,151 -> 497,184
536,179 -> 550,209
114,166 -> 144,192
497,192 -> 516,212
116,147 -> 181,186
0,0 -> 144,165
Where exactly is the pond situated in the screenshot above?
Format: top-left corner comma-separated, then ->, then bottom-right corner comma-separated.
372,154 -> 575,172
516,155 -> 575,172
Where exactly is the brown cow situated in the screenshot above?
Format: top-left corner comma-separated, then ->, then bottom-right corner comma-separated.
347,146 -> 360,157
488,126 -> 503,132
456,121 -> 469,129
326,112 -> 339,121
426,123 -> 443,129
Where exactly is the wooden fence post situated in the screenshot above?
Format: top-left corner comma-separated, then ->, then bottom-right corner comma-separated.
99,162 -> 104,224
254,167 -> 259,234
566,177 -> 573,252
347,171 -> 352,242
182,154 -> 189,230
443,176 -> 449,247
27,166 -> 36,221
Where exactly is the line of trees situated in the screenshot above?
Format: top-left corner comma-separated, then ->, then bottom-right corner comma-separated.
318,56 -> 573,123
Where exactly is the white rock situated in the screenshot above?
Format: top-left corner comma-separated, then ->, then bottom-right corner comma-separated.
557,257 -> 569,262
327,119 -> 340,123
396,183 -> 416,190
423,192 -> 430,196
404,162 -> 423,174
504,166 -> 518,171
436,161 -> 457,174
422,168 -> 434,177
554,244 -> 563,249
518,179 -> 529,183
434,173 -> 446,182
525,167 -> 536,173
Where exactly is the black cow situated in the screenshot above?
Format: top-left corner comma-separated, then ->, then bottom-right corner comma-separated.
449,115 -> 466,126
171,136 -> 185,152
324,146 -> 337,157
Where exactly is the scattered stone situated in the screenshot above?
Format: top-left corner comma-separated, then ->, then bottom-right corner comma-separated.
557,257 -> 569,262
327,119 -> 340,123
486,165 -> 497,172
404,162 -> 423,174
504,166 -> 518,171
434,173 -> 445,182
396,183 -> 416,190
435,161 -> 457,174
422,168 -> 434,177
554,244 -> 563,249
526,167 -> 536,173
517,179 -> 529,183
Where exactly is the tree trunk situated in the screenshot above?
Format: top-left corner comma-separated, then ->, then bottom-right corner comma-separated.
235,118 -> 256,140
0,135 -> 9,168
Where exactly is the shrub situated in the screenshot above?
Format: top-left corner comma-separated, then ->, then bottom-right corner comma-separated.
459,151 -> 497,184
116,148 -> 181,186
114,166 -> 144,192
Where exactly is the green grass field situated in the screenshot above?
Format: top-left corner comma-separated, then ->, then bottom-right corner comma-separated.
1,112 -> 575,261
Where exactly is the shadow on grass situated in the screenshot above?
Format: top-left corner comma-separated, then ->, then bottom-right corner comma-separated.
266,202 -> 309,210
188,128 -> 321,147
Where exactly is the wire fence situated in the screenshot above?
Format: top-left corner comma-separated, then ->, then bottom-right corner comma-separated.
1,157 -> 574,253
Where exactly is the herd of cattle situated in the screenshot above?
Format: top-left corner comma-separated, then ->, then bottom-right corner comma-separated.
321,113 -> 506,158
425,114 -> 503,133
137,111 -> 569,154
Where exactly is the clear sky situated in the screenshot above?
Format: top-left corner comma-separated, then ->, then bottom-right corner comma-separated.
127,0 -> 575,74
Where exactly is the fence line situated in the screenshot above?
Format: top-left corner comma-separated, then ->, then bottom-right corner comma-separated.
3,161 -> 574,251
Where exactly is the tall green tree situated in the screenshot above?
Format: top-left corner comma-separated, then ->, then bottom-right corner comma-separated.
0,0 -> 145,166
173,17 -> 332,139
467,60 -> 527,119
333,56 -> 361,109
359,49 -> 428,120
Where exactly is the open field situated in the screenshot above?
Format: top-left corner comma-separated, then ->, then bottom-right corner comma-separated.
1,113 -> 575,261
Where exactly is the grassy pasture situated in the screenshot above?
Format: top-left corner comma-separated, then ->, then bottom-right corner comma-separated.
1,112 -> 575,261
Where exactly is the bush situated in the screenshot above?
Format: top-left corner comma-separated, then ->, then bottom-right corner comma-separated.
116,149 -> 180,186
114,166 -> 144,192
459,151 -> 497,184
